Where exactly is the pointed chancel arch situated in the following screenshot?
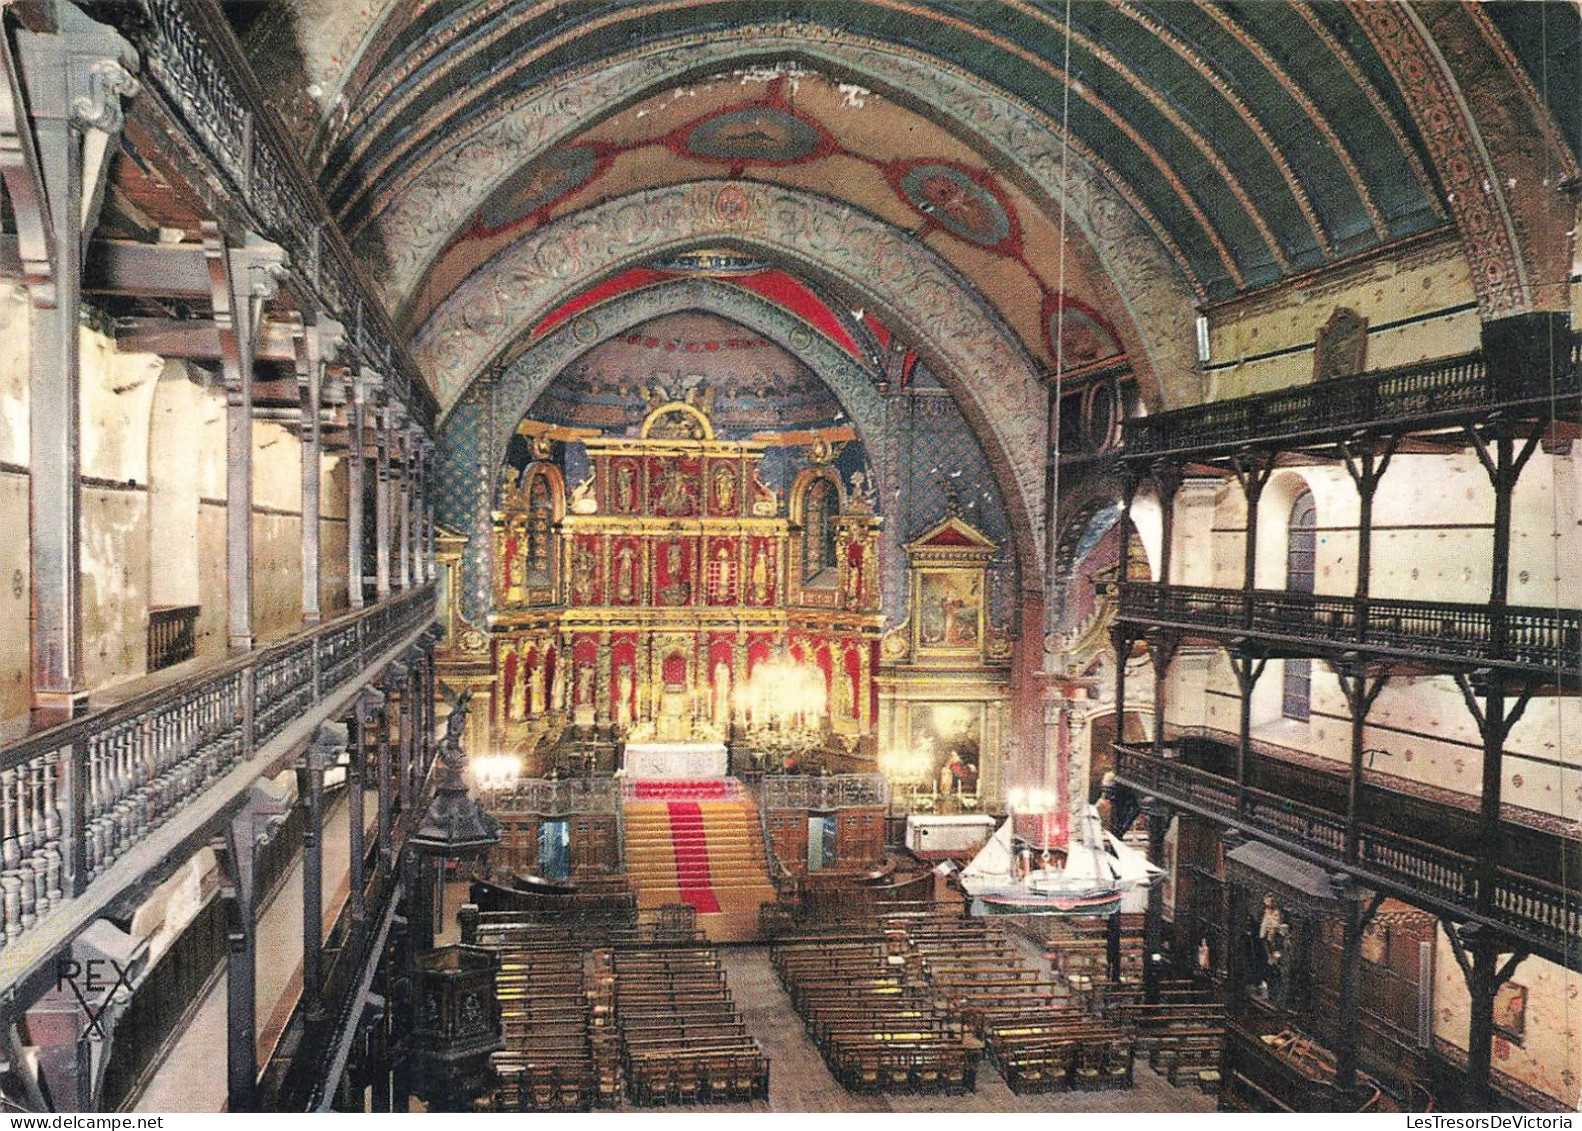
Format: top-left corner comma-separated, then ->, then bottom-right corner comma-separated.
362,30 -> 1200,408
421,180 -> 1048,601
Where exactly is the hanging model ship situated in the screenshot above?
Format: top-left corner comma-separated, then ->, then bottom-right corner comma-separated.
959,805 -> 1158,917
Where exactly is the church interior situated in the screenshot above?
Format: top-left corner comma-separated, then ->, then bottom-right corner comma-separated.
0,0 -> 1578,1115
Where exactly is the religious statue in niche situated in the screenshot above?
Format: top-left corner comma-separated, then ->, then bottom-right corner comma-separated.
656,460 -> 698,514
574,664 -> 593,708
712,464 -> 737,513
1253,893 -> 1291,1004
830,660 -> 853,723
614,542 -> 638,603
1313,306 -> 1368,383
712,660 -> 732,729
843,539 -> 865,609
568,473 -> 597,514
615,666 -> 634,729
613,460 -> 638,513
550,653 -> 565,713
528,659 -> 546,717
848,470 -> 876,513
750,464 -> 778,516
658,537 -> 691,605
749,542 -> 774,604
571,543 -> 598,604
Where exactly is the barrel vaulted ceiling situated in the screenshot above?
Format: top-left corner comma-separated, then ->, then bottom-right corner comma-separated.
230,0 -> 1580,583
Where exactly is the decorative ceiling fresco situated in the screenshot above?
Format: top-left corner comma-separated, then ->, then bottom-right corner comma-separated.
403,71 -> 1124,379
526,311 -> 853,437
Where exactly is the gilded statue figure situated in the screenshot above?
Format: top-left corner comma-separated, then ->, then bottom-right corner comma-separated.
571,543 -> 598,603
656,461 -> 695,514
615,543 -> 637,602
749,543 -> 771,604
615,462 -> 637,512
713,465 -> 736,512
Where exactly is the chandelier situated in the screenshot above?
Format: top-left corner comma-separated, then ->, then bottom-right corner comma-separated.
740,645 -> 827,762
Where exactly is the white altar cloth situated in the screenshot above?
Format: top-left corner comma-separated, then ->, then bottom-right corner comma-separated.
623,741 -> 729,778
906,814 -> 998,855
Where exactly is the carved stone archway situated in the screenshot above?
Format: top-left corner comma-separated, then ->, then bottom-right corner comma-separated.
359,28 -> 1199,410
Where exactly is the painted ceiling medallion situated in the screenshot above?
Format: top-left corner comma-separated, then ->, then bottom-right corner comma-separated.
470,146 -> 607,236
1042,294 -> 1122,369
677,100 -> 833,169
889,159 -> 1019,253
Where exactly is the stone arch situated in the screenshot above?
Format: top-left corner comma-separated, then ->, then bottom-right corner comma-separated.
364,28 -> 1199,408
423,181 -> 1046,611
441,272 -> 919,625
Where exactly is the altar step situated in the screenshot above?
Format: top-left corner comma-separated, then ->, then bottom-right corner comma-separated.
622,797 -> 777,943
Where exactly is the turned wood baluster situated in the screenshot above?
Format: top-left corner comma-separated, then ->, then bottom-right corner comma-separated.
41,752 -> 62,903
26,759 -> 50,912
14,766 -> 36,930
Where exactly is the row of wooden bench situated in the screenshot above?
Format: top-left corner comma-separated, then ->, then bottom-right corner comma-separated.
773,931 -> 980,1094
600,945 -> 769,1106
907,916 -> 1137,1095
487,941 -> 598,1111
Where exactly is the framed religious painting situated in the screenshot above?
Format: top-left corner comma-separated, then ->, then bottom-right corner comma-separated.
914,568 -> 985,659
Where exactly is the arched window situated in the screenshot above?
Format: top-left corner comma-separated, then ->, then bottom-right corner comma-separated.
1282,489 -> 1317,721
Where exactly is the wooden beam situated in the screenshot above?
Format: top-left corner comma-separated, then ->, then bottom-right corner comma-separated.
113,315 -> 298,360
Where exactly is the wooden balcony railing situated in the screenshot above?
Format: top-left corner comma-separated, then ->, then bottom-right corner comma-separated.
1119,582 -> 1581,682
147,605 -> 198,672
1122,345 -> 1579,462
1114,744 -> 1581,964
758,773 -> 891,811
0,585 -> 435,951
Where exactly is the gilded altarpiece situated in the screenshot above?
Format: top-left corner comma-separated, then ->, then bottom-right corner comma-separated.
490,402 -> 881,751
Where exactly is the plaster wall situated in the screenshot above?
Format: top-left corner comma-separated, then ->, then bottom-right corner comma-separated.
1204,238 -> 1481,400
1194,654 -> 1582,823
0,471 -> 29,721
0,284 -> 27,465
1185,452 -> 1579,610
251,421 -> 305,638
80,329 -> 163,693
1432,932 -> 1582,1110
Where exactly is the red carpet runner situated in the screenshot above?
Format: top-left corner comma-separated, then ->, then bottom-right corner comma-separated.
630,778 -> 741,801
665,801 -> 720,913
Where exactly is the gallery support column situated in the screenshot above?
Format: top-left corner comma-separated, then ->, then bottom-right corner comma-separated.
349,688 -> 384,929
294,318 -> 343,625
347,371 -> 373,609
375,398 -> 393,601
1140,795 -> 1170,1004
11,13 -> 136,717
397,422 -> 413,591
220,784 -> 290,1112
299,722 -> 345,1019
